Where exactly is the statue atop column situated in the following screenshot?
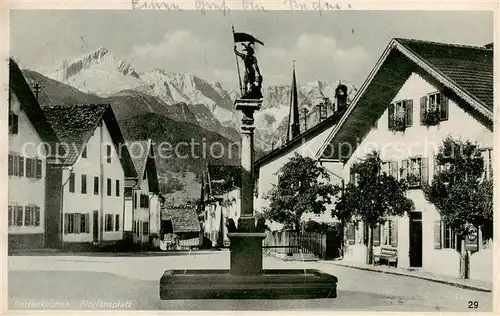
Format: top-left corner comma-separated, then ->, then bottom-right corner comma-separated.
234,42 -> 263,99
232,27 -> 264,100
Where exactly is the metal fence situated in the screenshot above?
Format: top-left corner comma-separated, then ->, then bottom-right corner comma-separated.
263,230 -> 335,260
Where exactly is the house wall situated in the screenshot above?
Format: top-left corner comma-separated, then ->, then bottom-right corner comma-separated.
62,120 -> 125,244
203,188 -> 241,245
341,72 -> 492,279
255,124 -> 344,231
8,92 -> 47,249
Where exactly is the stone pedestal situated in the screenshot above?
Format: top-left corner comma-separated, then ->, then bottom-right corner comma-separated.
227,232 -> 266,275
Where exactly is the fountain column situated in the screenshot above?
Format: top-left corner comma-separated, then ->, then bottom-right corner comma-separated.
227,98 -> 266,275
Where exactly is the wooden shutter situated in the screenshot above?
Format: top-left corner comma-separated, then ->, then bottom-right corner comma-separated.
115,214 -> 120,231
85,213 -> 90,233
390,220 -> 398,247
440,94 -> 449,121
420,96 -> 427,124
347,223 -> 355,245
405,100 -> 413,127
388,103 -> 395,130
8,206 -> 12,226
35,159 -> 42,178
35,206 -> 40,226
64,214 -> 70,234
81,175 -> 87,194
13,155 -> 19,176
434,220 -> 442,249
75,213 -> 81,233
19,157 -> 24,176
8,154 -> 13,175
26,158 -> 32,177
401,159 -> 409,179
373,224 -> 381,246
421,158 -> 429,185
25,206 -> 31,226
69,173 -> 75,192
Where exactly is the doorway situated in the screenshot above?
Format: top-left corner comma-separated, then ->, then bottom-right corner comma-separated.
93,210 -> 99,243
409,212 -> 423,267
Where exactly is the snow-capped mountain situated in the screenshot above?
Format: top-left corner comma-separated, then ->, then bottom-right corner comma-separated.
36,47 -> 357,152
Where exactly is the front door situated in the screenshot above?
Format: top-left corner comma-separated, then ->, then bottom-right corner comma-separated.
409,212 -> 423,267
93,210 -> 99,243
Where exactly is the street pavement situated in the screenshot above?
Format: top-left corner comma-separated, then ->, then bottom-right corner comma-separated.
8,250 -> 493,311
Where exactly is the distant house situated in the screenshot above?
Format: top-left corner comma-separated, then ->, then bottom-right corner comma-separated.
43,104 -> 137,250
161,205 -> 201,248
124,139 -> 160,245
8,58 -> 59,250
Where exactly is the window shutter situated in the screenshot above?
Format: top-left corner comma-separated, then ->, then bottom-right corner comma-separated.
390,220 -> 398,247
390,161 -> 399,179
69,173 -> 75,193
115,214 -> 120,231
35,207 -> 40,226
85,213 -> 90,233
420,96 -> 427,124
26,158 -> 32,177
8,206 -> 13,226
373,224 -> 381,246
440,94 -> 449,121
401,159 -> 409,179
64,214 -> 70,234
388,103 -> 395,130
405,100 -> 413,127
19,156 -> 24,176
347,223 -> 355,245
13,155 -> 19,176
36,159 -> 42,178
25,206 -> 31,226
434,220 -> 442,249
75,213 -> 81,234
8,154 -> 13,175
421,158 -> 429,185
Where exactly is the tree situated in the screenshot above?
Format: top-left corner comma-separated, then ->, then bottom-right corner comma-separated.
343,150 -> 414,264
423,137 -> 493,279
263,154 -> 337,232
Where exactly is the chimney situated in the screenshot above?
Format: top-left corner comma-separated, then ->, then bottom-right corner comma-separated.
335,83 -> 348,110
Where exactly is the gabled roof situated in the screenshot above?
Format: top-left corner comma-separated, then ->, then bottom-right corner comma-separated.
125,139 -> 159,193
255,107 -> 347,168
317,38 -> 494,161
161,206 -> 201,233
9,58 -> 59,146
43,104 -> 137,178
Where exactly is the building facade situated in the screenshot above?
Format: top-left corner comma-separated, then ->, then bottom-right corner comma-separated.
8,59 -> 59,250
317,38 -> 493,280
43,104 -> 137,250
124,139 -> 160,245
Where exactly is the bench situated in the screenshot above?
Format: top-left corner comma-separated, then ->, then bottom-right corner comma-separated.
373,246 -> 398,267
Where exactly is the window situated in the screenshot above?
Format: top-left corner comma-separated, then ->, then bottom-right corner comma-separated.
64,213 -> 75,234
389,161 -> 398,179
143,221 -> 149,235
401,157 -> 428,187
80,213 -> 89,233
94,177 -> 99,195
19,156 -> 24,176
349,167 -> 359,185
8,205 -> 25,227
133,192 -> 138,209
82,146 -> 87,158
64,213 -> 88,234
388,99 -> 412,131
9,112 -> 19,134
69,173 -> 75,193
107,178 -> 112,196
8,154 -> 13,176
26,158 -> 32,177
81,174 -> 87,194
116,180 -> 120,197
24,206 -> 40,226
115,214 -> 120,231
105,214 -> 113,232
346,222 -> 356,245
106,145 -> 111,163
8,153 -> 25,177
383,220 -> 398,247
35,159 -> 42,178
480,148 -> 493,181
443,223 -> 456,249
8,206 -> 13,226
420,92 -> 449,125
16,206 -> 23,226
434,220 -> 456,249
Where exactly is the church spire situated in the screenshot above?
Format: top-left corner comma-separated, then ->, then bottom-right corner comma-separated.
287,61 -> 300,142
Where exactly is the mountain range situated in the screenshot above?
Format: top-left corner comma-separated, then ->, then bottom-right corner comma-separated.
19,47 -> 357,197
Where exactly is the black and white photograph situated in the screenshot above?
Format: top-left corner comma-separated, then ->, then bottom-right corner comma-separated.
4,4 -> 497,313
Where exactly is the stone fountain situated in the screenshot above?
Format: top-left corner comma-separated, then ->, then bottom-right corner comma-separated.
159,35 -> 337,300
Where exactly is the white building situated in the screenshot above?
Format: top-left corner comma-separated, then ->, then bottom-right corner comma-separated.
315,38 -> 493,280
124,139 -> 160,245
43,104 -> 137,250
8,59 -> 60,250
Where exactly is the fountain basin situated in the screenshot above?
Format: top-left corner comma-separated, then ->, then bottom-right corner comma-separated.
159,269 -> 337,300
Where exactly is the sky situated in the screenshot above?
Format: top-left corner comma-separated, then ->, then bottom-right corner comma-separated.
10,10 -> 494,90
